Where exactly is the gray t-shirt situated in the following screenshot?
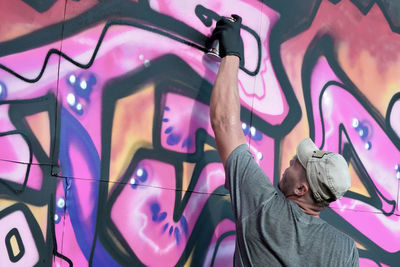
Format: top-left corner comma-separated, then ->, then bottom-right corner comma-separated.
225,144 -> 359,267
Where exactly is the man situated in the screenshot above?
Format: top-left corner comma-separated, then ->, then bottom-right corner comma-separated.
209,15 -> 359,266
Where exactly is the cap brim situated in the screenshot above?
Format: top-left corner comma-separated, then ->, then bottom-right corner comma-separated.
296,138 -> 319,169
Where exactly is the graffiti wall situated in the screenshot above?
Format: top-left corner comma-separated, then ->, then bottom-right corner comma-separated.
0,0 -> 399,266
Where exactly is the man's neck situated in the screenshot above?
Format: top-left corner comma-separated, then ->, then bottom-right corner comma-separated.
287,197 -> 321,218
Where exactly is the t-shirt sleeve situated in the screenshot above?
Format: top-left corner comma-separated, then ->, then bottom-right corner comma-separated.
347,243 -> 359,267
224,144 -> 277,221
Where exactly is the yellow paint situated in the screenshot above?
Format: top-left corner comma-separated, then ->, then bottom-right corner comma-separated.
348,163 -> 370,197
223,194 -> 231,201
279,43 -> 310,180
184,247 -> 195,267
2,23 -> 39,42
182,162 -> 196,197
106,228 -> 130,257
203,143 -> 216,151
109,84 -> 155,191
0,200 -> 19,214
26,111 -> 51,157
0,200 -> 48,241
10,234 -> 20,257
338,43 -> 400,117
355,241 -> 366,250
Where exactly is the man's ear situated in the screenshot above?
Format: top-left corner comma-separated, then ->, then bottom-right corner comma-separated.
294,183 -> 309,196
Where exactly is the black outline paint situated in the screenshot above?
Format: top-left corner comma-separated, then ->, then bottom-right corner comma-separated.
21,0 -> 58,13
95,54 -> 236,266
210,231 -> 236,266
5,228 -> 25,262
0,203 -> 47,266
0,1 -> 262,79
302,34 -> 400,265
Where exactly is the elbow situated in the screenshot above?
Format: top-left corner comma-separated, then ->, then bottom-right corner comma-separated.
211,115 -> 232,131
210,101 -> 242,135
210,114 -> 240,134
209,95 -> 241,131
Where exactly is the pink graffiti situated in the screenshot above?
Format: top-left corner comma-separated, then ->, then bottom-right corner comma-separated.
161,92 -> 275,181
0,133 -> 43,190
0,209 -> 39,266
390,98 -> 400,137
111,159 -> 226,266
0,0 -> 345,266
359,258 -> 391,267
147,0 -> 288,125
309,56 -> 400,253
161,93 -> 214,154
203,219 -> 236,266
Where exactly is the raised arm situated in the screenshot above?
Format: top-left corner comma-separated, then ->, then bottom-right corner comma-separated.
209,16 -> 246,166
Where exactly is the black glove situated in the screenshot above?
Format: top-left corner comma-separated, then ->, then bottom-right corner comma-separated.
209,14 -> 244,64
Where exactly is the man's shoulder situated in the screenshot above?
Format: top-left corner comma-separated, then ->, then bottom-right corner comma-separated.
321,222 -> 359,265
319,220 -> 356,248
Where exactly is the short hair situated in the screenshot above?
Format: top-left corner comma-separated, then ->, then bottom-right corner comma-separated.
309,181 -> 335,209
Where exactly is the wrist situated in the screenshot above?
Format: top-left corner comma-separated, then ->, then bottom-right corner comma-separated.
222,55 -> 240,65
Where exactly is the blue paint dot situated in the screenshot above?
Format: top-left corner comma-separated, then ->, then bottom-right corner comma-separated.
361,126 -> 368,139
0,81 -> 8,100
56,205 -> 65,214
74,72 -> 96,101
165,106 -> 170,111
169,226 -> 173,235
356,121 -> 372,141
174,227 -> 181,244
151,203 -> 160,214
75,106 -> 84,116
165,127 -> 173,134
67,74 -> 77,85
181,137 -> 192,148
163,118 -> 169,122
242,127 -> 249,136
247,127 -> 262,141
180,216 -> 188,235
158,212 -> 167,222
54,214 -> 61,224
137,169 -> 148,182
162,223 -> 169,233
252,130 -> 262,141
364,141 -> 372,150
150,203 -> 160,222
88,73 -> 97,84
130,178 -> 139,189
167,133 -> 182,146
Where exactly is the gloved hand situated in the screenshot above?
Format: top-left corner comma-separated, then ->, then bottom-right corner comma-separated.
208,14 -> 244,65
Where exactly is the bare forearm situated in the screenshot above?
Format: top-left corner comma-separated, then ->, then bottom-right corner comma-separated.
210,56 -> 246,165
210,56 -> 240,124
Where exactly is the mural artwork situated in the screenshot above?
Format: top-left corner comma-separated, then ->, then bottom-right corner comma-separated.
0,0 -> 399,266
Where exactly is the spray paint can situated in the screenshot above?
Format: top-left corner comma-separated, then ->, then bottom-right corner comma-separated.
207,17 -> 236,61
